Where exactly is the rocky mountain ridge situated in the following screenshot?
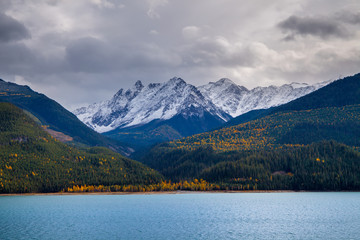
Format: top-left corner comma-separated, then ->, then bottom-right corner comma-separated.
74,77 -> 332,133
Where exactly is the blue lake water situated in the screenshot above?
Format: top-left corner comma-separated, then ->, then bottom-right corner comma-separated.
0,192 -> 359,240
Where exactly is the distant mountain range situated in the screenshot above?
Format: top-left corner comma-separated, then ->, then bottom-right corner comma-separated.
198,78 -> 331,117
226,73 -> 360,127
74,77 -> 331,148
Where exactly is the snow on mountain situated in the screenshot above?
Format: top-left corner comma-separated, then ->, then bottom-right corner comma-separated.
198,79 -> 332,117
75,76 -> 332,133
198,78 -> 248,116
74,77 -> 230,133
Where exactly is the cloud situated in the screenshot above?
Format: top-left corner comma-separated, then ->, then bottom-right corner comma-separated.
0,12 -> 31,42
149,30 -> 159,35
0,42 -> 36,74
65,36 -> 181,73
90,0 -> 124,9
0,0 -> 359,109
146,0 -> 168,19
335,11 -> 360,24
182,26 -> 201,39
181,36 -> 270,68
278,15 -> 349,40
65,37 -> 118,73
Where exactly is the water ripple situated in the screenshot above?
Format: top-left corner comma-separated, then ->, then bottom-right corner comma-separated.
0,193 -> 359,240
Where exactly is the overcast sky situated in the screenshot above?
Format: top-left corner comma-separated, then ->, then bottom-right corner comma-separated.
0,0 -> 359,110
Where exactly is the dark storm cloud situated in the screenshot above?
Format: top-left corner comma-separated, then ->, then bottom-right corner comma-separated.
0,12 -> 30,42
278,15 -> 349,40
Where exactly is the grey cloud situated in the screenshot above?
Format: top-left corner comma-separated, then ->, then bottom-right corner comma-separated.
0,1 -> 12,11
65,37 -> 119,73
181,37 -> 262,68
65,37 -> 181,73
278,15 -> 349,40
0,12 -> 30,42
1,0 -> 359,110
335,11 -> 360,24
0,42 -> 36,74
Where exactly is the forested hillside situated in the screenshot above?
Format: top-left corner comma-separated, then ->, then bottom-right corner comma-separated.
168,105 -> 360,152
141,105 -> 360,190
144,141 -> 360,190
0,79 -> 129,154
0,103 -> 162,193
140,74 -> 360,190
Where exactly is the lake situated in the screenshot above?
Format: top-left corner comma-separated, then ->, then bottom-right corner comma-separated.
0,192 -> 359,239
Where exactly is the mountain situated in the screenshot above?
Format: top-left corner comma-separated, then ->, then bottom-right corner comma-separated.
0,102 -> 163,193
103,109 -> 226,151
76,77 -> 330,131
139,73 -> 360,190
153,74 -> 360,154
75,77 -> 231,149
168,104 -> 360,152
275,73 -> 360,111
198,78 -> 331,117
75,77 -> 329,150
143,140 -> 360,190
0,79 -> 130,154
226,73 -> 360,127
75,77 -> 230,133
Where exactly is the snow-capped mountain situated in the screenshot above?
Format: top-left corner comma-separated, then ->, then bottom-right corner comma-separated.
74,77 -> 231,133
198,78 -> 248,116
75,77 -> 332,134
198,78 -> 332,117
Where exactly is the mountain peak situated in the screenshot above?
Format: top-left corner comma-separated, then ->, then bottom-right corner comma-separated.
216,78 -> 235,85
114,88 -> 124,98
134,80 -> 144,90
168,77 -> 186,85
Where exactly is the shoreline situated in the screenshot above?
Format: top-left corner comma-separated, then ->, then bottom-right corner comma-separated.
1,190 -> 358,196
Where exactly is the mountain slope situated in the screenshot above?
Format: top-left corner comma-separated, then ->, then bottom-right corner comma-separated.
76,77 -> 330,133
143,140 -> 360,190
76,77 -> 232,150
198,78 -> 331,117
0,79 -> 129,154
276,73 -> 360,111
103,110 -> 227,150
75,76 -> 329,150
226,73 -> 360,127
141,105 -> 360,189
0,102 -> 162,193
166,74 -> 360,152
75,77 -> 230,133
169,104 -> 360,152
139,73 -> 360,190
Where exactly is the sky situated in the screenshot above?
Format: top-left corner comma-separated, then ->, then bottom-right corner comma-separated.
0,0 -> 359,110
